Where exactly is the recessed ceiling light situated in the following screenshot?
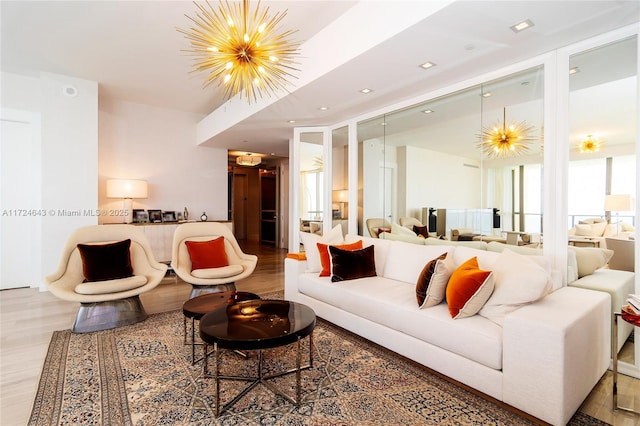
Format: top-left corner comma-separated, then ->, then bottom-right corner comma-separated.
482,92 -> 492,98
510,19 -> 534,33
569,66 -> 580,75
288,120 -> 296,124
418,61 -> 436,69
360,88 -> 373,94
319,106 -> 329,111
380,122 -> 387,126
422,109 -> 434,114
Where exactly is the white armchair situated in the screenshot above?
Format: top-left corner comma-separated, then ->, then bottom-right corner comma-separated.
171,222 -> 257,298
46,225 -> 168,333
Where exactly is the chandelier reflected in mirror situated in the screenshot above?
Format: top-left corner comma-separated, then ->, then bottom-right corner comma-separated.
178,0 -> 300,103
477,107 -> 536,159
578,134 -> 602,153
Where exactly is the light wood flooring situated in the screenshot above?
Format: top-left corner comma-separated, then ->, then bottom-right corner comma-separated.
1,240 -> 639,425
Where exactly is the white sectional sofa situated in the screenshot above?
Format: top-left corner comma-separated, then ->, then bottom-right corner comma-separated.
380,231 -> 636,352
285,233 -> 611,426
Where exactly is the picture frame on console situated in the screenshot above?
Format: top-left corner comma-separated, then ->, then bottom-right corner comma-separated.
133,209 -> 149,223
162,211 -> 177,222
148,209 -> 162,223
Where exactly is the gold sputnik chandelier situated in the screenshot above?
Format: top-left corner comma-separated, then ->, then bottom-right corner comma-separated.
477,108 -> 536,159
578,134 -> 602,153
178,0 -> 300,102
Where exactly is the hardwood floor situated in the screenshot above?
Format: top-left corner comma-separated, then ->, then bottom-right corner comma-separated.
1,240 -> 638,425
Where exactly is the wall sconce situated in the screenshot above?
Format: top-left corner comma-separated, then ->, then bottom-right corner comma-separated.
332,189 -> 348,219
106,179 -> 148,223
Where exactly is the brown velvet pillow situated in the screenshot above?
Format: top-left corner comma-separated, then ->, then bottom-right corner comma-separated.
329,244 -> 376,282
413,225 -> 429,238
77,239 -> 134,282
415,253 -> 449,308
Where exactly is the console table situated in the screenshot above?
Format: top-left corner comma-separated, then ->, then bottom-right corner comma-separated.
104,221 -> 232,263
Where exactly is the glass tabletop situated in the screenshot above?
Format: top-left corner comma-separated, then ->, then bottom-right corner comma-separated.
199,300 -> 316,350
182,291 -> 260,319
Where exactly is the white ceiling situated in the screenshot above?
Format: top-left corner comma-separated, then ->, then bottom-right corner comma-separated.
2,1 -> 639,162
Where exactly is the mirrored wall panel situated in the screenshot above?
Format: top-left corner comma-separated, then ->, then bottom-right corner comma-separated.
569,36 -> 638,368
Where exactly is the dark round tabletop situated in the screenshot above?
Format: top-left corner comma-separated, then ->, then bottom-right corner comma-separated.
199,300 -> 316,350
183,291 -> 260,320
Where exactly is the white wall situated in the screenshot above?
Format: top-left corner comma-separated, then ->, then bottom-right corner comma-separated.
98,99 -> 227,223
1,71 -> 98,288
403,145 -> 481,217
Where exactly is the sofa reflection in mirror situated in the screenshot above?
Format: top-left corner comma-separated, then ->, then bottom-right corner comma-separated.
568,217 -> 635,249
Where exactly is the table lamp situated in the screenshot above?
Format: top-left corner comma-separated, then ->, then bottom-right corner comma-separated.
106,179 -> 148,223
604,194 -> 634,235
332,189 -> 348,219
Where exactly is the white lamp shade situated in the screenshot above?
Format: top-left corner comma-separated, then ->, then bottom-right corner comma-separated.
106,179 -> 148,199
604,194 -> 634,212
332,189 -> 348,202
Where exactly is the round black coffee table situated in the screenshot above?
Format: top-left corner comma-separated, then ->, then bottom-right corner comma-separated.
199,299 -> 316,416
182,291 -> 260,364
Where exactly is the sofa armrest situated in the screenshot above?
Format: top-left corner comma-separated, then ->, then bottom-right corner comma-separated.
284,256 -> 308,300
502,286 -> 610,426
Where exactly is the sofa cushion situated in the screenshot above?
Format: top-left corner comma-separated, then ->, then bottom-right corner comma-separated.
567,249 -> 579,283
185,237 -> 229,270
575,221 -> 606,237
330,245 -> 376,282
298,272 -> 503,370
452,246 -> 499,269
77,239 -> 133,282
383,241 -> 451,284
425,238 -> 488,250
299,224 -> 343,273
478,250 -> 552,325
486,241 -> 542,256
192,264 -> 244,279
416,253 -> 451,308
569,246 -> 614,278
345,234 -> 392,274
75,275 -> 147,295
391,222 -> 417,236
446,257 -> 495,319
317,240 -> 363,277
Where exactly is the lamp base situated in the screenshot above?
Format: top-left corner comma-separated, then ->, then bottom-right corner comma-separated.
123,198 -> 133,224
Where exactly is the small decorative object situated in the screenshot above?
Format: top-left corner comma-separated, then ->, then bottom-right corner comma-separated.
200,212 -> 208,222
133,209 -> 149,223
177,212 -> 184,221
148,209 -> 162,223
162,211 -> 177,222
183,207 -> 189,221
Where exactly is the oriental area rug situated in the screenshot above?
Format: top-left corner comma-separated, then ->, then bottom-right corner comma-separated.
30,309 -> 608,426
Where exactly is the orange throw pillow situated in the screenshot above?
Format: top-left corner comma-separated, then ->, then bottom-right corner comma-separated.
317,240 -> 363,277
446,256 -> 494,319
185,237 -> 229,271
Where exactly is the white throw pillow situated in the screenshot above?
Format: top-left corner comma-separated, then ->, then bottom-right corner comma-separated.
299,224 -> 343,273
567,249 -> 578,284
569,246 -> 614,278
575,221 -> 606,237
478,249 -> 552,325
391,222 -> 417,236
